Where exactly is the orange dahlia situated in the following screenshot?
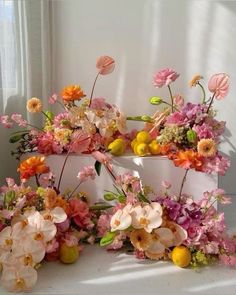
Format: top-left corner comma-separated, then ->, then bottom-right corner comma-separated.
170,150 -> 203,171
61,85 -> 85,102
18,156 -> 49,180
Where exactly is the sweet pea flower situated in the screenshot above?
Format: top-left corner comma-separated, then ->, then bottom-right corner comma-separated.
173,94 -> 184,107
96,56 -> 115,75
208,73 -> 229,99
48,93 -> 58,104
1,264 -> 38,292
77,166 -> 96,182
11,113 -> 27,127
0,115 -> 13,128
153,68 -> 179,88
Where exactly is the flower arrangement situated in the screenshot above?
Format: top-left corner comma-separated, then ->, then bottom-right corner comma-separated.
96,157 -> 236,269
0,56 -> 128,160
131,70 -> 230,177
0,155 -> 106,292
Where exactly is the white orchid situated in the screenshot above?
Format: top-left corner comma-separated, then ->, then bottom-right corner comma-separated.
110,208 -> 132,232
41,207 -> 67,224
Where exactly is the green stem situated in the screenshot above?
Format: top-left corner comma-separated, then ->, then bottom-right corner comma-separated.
41,111 -> 53,122
167,85 -> 174,113
27,123 -> 44,132
179,169 -> 189,198
206,93 -> 216,113
162,101 -> 179,111
35,174 -> 40,187
197,82 -> 206,104
126,116 -> 153,123
89,72 -> 100,107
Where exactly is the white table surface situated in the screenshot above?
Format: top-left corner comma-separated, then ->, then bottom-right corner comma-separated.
1,245 -> 236,295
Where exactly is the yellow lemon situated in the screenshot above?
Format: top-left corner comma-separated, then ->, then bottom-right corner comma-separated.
59,243 -> 79,264
108,138 -> 126,156
134,143 -> 150,156
149,140 -> 161,155
136,131 -> 151,144
171,246 -> 191,268
131,138 -> 137,150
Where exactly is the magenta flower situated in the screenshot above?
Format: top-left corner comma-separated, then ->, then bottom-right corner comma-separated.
153,68 -> 179,88
208,73 -> 229,99
77,166 -> 96,182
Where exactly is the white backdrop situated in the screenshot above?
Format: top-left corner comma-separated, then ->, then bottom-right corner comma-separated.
51,0 -> 236,195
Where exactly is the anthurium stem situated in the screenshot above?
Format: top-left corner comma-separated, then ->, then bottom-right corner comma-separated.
206,93 -> 216,113
89,72 -> 100,107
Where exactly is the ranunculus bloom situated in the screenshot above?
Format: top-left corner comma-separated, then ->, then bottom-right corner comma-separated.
96,56 -> 115,75
153,68 -> 179,88
208,73 -> 229,99
170,150 -> 203,171
26,97 -> 42,113
17,156 -> 50,180
61,85 -> 85,102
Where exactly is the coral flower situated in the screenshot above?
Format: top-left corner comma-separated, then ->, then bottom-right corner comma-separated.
208,73 -> 229,99
153,68 -> 179,88
130,229 -> 152,251
96,56 -> 115,75
61,85 -> 85,102
189,74 -> 203,87
171,150 -> 203,170
197,139 -> 217,157
18,156 -> 50,180
26,98 -> 42,113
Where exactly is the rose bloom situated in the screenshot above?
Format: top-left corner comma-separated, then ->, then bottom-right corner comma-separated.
26,98 -> 42,113
153,68 -> 179,88
17,156 -> 50,180
61,85 -> 85,102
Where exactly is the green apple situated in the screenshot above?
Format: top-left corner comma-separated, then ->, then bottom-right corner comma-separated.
59,243 -> 79,264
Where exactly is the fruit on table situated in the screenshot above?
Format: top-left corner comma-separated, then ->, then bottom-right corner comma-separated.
134,143 -> 149,156
136,131 -> 151,144
132,131 -> 161,156
171,245 -> 191,268
148,140 -> 161,155
108,138 -> 126,156
59,243 -> 79,264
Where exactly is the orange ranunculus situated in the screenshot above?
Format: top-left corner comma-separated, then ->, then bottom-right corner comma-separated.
18,156 -> 50,180
61,85 -> 85,102
169,150 -> 203,171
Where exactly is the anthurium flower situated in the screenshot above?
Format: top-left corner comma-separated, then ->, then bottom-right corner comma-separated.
25,211 -> 57,243
96,56 -> 115,75
17,156 -> 50,180
12,237 -> 45,267
1,264 -> 37,292
208,73 -> 229,99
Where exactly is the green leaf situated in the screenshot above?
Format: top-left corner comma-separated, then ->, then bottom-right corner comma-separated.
90,204 -> 113,211
149,96 -> 163,105
100,231 -> 116,247
4,190 -> 16,207
118,195 -> 126,203
94,161 -> 102,176
9,133 -> 26,143
104,193 -> 116,201
138,193 -> 150,203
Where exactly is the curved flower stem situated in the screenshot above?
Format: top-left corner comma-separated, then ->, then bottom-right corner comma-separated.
26,123 -> 44,132
179,169 -> 189,198
35,174 -> 40,187
41,111 -> 53,122
88,72 -> 100,107
57,149 -> 71,192
197,82 -> 206,104
167,85 -> 174,113
206,93 -> 216,113
104,165 -> 127,198
68,180 -> 82,199
162,101 -> 179,111
126,116 -> 153,123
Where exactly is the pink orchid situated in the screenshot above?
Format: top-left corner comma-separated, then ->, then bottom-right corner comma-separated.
0,115 -> 13,128
153,68 -> 179,88
70,130 -> 91,153
96,56 -> 115,75
48,93 -> 58,105
77,166 -> 96,182
208,73 -> 229,99
11,113 -> 27,127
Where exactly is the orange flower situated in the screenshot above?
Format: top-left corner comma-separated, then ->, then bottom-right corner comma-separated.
61,85 -> 85,102
197,139 -> 217,157
18,156 -> 49,180
189,74 -> 203,87
26,97 -> 42,113
170,150 -> 203,171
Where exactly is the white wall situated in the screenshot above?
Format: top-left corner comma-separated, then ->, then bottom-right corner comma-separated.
51,0 -> 236,195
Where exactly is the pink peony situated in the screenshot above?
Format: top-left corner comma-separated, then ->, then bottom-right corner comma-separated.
208,73 -> 229,99
153,68 -> 179,88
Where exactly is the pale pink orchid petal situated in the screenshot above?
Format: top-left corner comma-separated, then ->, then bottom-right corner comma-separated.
0,226 -> 13,251
48,93 -> 58,105
49,207 -> 67,224
208,73 -> 229,99
110,209 -> 132,232
96,56 -> 115,75
1,265 -> 38,292
146,240 -> 165,254
154,228 -> 174,247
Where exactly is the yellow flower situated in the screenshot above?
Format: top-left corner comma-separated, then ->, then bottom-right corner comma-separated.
130,229 -> 152,251
197,138 -> 217,157
54,128 -> 72,144
26,98 -> 42,113
189,75 -> 203,87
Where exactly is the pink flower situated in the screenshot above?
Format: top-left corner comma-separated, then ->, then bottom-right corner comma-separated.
0,115 -> 13,128
219,254 -> 236,267
92,151 -> 112,169
46,238 -> 59,253
63,232 -> 78,247
208,73 -> 229,99
153,68 -> 180,88
70,130 -> 91,153
37,132 -> 63,155
202,154 -> 230,175
53,112 -> 70,128
48,93 -> 58,105
68,199 -> 93,229
161,180 -> 171,189
11,113 -> 27,127
173,94 -> 184,107
96,56 -> 115,75
97,214 -> 111,237
77,166 -> 96,182
134,249 -> 146,259
56,218 -> 70,232
90,97 -> 107,110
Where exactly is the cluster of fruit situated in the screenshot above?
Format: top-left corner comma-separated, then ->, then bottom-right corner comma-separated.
131,131 -> 161,156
